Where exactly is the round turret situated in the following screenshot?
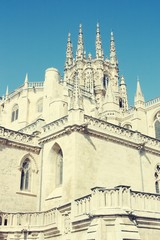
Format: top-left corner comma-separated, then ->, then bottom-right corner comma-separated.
45,67 -> 60,83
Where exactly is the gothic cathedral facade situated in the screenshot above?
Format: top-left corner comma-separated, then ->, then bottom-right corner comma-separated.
0,24 -> 160,240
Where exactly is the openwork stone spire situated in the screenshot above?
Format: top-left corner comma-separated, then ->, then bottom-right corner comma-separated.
65,33 -> 73,69
76,24 -> 84,61
95,23 -> 104,59
110,31 -> 117,65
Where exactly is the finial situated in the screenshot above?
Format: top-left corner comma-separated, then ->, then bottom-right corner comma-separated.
79,23 -> 82,33
96,22 -> 100,32
24,73 -> 28,83
6,86 -> 9,99
120,75 -> 125,85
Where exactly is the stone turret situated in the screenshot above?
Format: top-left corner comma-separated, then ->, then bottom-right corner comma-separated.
43,68 -> 67,122
119,76 -> 128,111
101,79 -> 119,124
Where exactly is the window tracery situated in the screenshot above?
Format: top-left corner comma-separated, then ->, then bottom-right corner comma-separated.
20,158 -> 31,191
11,104 -> 19,122
155,164 -> 160,193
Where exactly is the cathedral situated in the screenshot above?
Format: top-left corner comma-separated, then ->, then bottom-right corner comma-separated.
0,24 -> 160,240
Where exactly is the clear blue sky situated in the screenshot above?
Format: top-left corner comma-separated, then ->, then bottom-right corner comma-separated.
0,0 -> 160,106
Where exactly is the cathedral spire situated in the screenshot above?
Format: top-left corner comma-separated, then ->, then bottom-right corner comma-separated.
110,31 -> 117,65
95,23 -> 104,59
134,79 -> 145,106
76,24 -> 84,61
65,32 -> 73,69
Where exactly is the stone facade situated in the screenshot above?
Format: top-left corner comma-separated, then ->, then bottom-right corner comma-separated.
0,24 -> 160,239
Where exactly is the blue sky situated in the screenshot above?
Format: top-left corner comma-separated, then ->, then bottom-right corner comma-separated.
0,0 -> 160,106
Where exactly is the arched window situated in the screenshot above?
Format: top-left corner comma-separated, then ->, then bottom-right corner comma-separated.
11,104 -> 19,122
123,124 -> 132,130
154,112 -> 160,140
20,158 -> 31,191
37,98 -> 43,113
0,216 -> 2,225
56,149 -> 63,187
155,164 -> 160,194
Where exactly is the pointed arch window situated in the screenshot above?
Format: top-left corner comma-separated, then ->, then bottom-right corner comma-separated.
37,98 -> 43,113
154,112 -> 160,140
155,164 -> 160,194
20,158 -> 31,191
56,149 -> 63,187
11,104 -> 19,122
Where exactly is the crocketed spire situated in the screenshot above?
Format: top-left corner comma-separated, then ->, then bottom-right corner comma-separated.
110,31 -> 117,65
95,23 -> 104,60
65,32 -> 73,69
76,24 -> 84,60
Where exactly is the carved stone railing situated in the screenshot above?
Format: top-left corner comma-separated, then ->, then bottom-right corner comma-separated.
73,186 -> 160,217
84,115 -> 160,149
42,116 -> 68,133
0,186 -> 160,229
145,96 -> 160,107
19,119 -> 45,134
28,82 -> 44,88
0,126 -> 36,145
0,208 -> 61,228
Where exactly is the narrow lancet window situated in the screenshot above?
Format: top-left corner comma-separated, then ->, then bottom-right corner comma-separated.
154,112 -> 160,140
155,164 -> 160,194
20,159 -> 31,191
56,149 -> 63,187
11,104 -> 19,122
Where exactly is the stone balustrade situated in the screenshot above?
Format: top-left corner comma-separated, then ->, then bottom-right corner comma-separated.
0,208 -> 60,228
73,186 -> 160,217
0,186 -> 160,229
28,82 -> 44,88
145,96 -> 160,107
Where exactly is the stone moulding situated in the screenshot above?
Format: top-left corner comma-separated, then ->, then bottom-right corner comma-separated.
0,126 -> 40,154
39,115 -> 160,156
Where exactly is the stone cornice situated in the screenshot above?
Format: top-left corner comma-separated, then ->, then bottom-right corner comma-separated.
0,126 -> 41,154
39,115 -> 160,156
